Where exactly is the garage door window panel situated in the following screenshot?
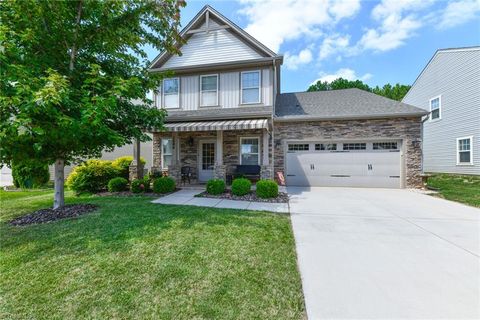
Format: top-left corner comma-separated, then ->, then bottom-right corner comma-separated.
288,144 -> 309,152
343,143 -> 366,150
315,143 -> 337,151
373,142 -> 398,150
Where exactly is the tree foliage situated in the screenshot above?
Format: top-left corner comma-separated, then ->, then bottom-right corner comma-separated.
307,78 -> 411,101
0,0 -> 185,207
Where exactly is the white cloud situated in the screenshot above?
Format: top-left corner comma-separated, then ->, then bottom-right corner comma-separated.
239,0 -> 360,53
311,68 -> 372,84
284,48 -> 313,70
437,0 -> 480,29
318,34 -> 350,60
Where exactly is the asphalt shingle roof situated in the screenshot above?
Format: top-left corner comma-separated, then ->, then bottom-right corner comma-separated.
275,88 -> 428,120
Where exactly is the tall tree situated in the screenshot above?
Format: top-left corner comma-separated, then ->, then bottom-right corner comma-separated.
307,78 -> 411,101
0,0 -> 184,208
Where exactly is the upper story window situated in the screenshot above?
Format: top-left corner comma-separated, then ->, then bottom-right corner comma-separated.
241,71 -> 260,104
200,75 -> 218,106
430,95 -> 441,121
163,78 -> 179,109
457,137 -> 473,165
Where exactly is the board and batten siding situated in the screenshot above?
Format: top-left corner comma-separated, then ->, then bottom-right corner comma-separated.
156,67 -> 274,110
163,20 -> 262,69
403,48 -> 480,175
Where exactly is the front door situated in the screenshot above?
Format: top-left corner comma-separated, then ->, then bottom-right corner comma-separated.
199,140 -> 215,182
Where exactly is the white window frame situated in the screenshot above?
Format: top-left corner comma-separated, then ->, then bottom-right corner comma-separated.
429,95 -> 441,122
239,136 -> 260,165
199,74 -> 219,107
456,136 -> 473,165
240,70 -> 261,105
162,78 -> 180,109
162,138 -> 173,169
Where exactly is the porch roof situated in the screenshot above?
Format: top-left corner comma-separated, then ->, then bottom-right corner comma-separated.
164,118 -> 268,132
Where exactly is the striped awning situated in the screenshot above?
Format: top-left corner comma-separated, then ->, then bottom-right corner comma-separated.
164,119 -> 268,132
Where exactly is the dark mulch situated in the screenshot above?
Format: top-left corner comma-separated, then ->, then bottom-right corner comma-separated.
196,191 -> 289,203
95,189 -> 180,197
9,204 -> 99,226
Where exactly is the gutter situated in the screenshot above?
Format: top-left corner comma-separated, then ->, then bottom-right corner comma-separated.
273,112 -> 429,122
166,111 -> 272,122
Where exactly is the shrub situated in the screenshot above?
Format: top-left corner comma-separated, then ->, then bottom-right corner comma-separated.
206,179 -> 225,195
66,160 -> 120,194
107,177 -> 128,192
231,178 -> 252,196
112,156 -> 146,180
130,178 -> 149,193
11,161 -> 50,189
256,179 -> 279,199
153,176 -> 176,194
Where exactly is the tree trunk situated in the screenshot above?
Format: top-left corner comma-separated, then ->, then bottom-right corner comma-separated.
53,159 -> 65,210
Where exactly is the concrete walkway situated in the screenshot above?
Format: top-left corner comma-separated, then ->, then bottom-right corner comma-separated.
288,187 -> 480,319
152,189 -> 289,213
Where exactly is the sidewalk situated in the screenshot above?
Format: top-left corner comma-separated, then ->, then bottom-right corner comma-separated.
152,189 -> 289,213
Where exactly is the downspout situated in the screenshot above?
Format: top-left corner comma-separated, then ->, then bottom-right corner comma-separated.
420,114 -> 429,174
271,59 -> 277,178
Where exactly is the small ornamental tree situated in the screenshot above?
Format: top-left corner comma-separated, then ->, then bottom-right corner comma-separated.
0,0 -> 185,208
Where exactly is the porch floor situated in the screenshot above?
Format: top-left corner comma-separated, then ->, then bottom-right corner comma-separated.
151,189 -> 289,213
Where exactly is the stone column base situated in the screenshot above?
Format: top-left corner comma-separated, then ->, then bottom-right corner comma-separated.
129,163 -> 144,181
167,164 -> 181,184
214,165 -> 227,180
260,165 -> 273,180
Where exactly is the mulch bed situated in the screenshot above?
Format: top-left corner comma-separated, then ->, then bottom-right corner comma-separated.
196,191 -> 289,203
9,204 -> 99,226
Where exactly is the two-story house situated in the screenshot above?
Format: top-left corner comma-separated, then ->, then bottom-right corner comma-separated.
403,47 -> 480,175
145,5 -> 427,189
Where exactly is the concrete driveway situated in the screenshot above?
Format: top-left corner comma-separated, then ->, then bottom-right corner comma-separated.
288,187 -> 480,319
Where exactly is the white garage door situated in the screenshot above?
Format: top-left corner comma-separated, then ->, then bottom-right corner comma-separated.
286,141 -> 401,188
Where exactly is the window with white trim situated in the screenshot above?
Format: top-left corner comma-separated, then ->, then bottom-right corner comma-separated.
457,137 -> 473,165
240,137 -> 259,165
200,75 -> 218,106
430,96 -> 441,120
163,78 -> 179,109
241,71 -> 260,104
162,138 -> 173,169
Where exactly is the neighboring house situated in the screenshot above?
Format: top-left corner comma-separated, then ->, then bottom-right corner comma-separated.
403,47 -> 480,175
147,5 -> 428,189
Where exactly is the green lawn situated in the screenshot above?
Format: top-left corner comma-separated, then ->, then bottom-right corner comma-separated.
427,174 -> 480,208
0,190 -> 305,319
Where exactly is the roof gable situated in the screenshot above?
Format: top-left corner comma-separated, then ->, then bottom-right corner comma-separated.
150,5 -> 278,70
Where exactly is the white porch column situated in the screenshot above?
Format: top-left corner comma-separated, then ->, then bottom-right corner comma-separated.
262,130 -> 269,166
216,130 -> 223,165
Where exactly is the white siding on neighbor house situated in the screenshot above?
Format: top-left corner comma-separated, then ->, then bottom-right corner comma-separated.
403,48 -> 480,175
48,138 -> 154,180
156,68 -> 274,110
163,20 -> 262,69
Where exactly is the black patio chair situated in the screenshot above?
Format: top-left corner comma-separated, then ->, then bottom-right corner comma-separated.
181,166 -> 193,185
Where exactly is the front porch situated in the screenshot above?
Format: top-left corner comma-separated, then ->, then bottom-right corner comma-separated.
151,119 -> 273,184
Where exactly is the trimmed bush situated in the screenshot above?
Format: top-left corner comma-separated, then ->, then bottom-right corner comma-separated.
231,178 -> 252,196
112,156 -> 146,180
153,176 -> 176,194
107,177 -> 128,192
130,178 -> 149,193
206,179 -> 225,195
256,179 -> 279,199
11,161 -> 50,189
66,160 -> 120,194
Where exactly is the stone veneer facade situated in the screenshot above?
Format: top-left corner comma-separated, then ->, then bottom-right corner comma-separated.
152,129 -> 273,183
273,117 -> 423,188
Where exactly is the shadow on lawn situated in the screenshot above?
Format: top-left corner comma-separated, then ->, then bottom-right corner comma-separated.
1,196 -> 284,264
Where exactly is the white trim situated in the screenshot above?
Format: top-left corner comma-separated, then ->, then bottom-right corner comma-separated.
429,95 -> 441,122
240,70 -> 261,105
456,136 -> 474,165
162,78 -> 180,109
199,74 -> 219,107
161,137 -> 173,169
239,136 -> 261,165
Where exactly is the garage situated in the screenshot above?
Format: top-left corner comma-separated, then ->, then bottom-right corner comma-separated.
286,141 -> 402,188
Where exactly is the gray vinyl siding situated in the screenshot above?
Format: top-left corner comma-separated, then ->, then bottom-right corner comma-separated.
403,48 -> 480,175
163,20 -> 262,69
156,67 -> 274,110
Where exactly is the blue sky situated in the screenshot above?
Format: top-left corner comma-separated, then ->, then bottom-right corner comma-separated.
146,0 -> 480,93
